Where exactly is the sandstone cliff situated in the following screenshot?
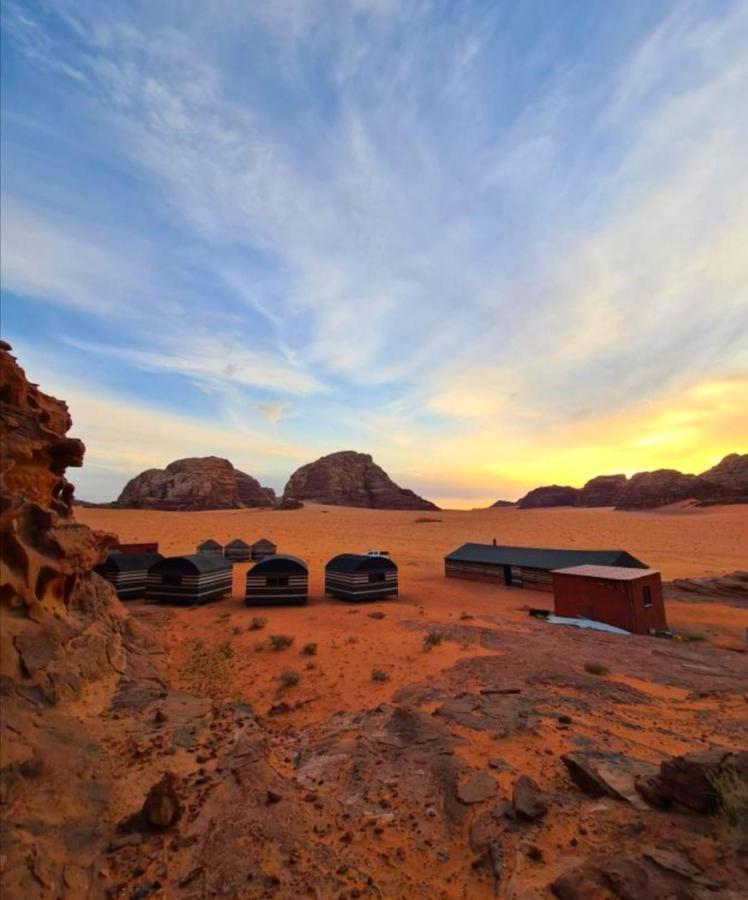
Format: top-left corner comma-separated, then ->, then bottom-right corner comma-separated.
614,469 -> 726,510
577,474 -> 628,507
116,456 -> 276,509
282,451 -> 439,510
515,453 -> 746,510
516,484 -> 579,509
699,452 -> 748,493
0,342 -> 166,897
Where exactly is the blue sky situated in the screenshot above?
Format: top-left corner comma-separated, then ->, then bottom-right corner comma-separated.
2,0 -> 747,506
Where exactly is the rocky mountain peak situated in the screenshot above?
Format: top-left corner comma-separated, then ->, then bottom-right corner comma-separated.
282,450 -> 438,510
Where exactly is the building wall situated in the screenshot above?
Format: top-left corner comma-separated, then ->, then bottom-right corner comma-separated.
552,572 -> 666,634
445,561 -> 553,590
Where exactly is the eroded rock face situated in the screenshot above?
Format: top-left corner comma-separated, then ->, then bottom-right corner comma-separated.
578,474 -> 628,507
615,469 -> 725,509
699,452 -> 748,492
516,485 -> 579,509
282,451 -> 439,510
116,456 -> 276,509
0,343 -> 160,897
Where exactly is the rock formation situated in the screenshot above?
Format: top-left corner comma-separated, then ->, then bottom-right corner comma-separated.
578,474 -> 628,507
116,456 -> 276,509
490,499 -> 515,508
516,485 -> 579,509
282,451 -> 439,510
0,342 -> 164,897
614,469 -> 724,510
699,452 -> 748,492
513,453 -> 747,510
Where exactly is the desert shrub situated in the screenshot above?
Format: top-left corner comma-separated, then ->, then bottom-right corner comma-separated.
301,642 -> 318,656
584,662 -> 610,676
269,634 -> 294,651
711,766 -> 748,843
278,669 -> 300,688
252,640 -> 264,652
249,617 -> 268,631
423,630 -> 444,652
677,628 -> 706,643
368,611 -> 386,620
371,668 -> 390,682
459,611 -> 474,621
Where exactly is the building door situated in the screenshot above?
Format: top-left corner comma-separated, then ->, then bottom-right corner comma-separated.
503,565 -> 512,586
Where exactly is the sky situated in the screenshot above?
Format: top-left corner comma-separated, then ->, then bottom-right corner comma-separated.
1,0 -> 747,508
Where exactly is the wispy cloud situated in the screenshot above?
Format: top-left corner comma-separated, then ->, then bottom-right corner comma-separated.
2,0 -> 747,505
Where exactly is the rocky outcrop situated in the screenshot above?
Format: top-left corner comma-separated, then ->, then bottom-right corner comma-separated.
116,457 -> 276,509
490,499 -> 515,508
0,342 -> 166,898
513,453 -> 747,510
699,452 -> 748,492
578,474 -> 628,507
614,469 -> 724,509
516,485 -> 579,509
282,451 -> 439,510
635,748 -> 748,813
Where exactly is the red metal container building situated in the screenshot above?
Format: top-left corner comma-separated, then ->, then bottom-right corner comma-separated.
551,565 -> 667,634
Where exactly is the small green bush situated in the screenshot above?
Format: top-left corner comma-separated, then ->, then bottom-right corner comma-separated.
301,642 -> 318,656
371,668 -> 390,682
423,630 -> 444,652
278,669 -> 300,688
584,661 -> 610,676
248,617 -> 268,631
269,634 -> 294,651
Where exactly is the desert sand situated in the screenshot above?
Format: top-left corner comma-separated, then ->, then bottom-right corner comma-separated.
71,503 -> 748,896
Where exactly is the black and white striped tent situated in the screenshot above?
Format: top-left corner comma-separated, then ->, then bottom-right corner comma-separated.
95,550 -> 163,600
325,554 -> 398,602
224,538 -> 252,561
146,554 -> 233,605
197,539 -> 224,556
245,555 -> 308,606
251,538 -> 277,560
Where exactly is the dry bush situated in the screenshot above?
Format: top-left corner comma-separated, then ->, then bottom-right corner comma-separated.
371,668 -> 390,682
584,661 -> 610,676
423,630 -> 444,652
269,634 -> 294,651
278,669 -> 300,688
249,617 -> 268,631
677,628 -> 707,643
459,611 -> 474,621
301,642 -> 318,656
712,766 -> 748,845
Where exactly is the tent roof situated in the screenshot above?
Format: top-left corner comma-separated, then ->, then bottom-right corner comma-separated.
325,553 -> 397,573
151,553 -> 231,575
251,554 -> 307,573
445,543 -> 647,570
100,551 -> 163,571
225,538 -> 251,548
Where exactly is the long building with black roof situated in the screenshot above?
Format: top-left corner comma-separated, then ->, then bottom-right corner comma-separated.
444,542 -> 647,592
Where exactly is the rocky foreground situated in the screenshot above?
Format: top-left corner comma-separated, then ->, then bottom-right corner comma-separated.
2,341 -> 747,899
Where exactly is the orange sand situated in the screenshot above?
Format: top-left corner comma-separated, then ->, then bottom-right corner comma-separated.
76,503 -> 748,727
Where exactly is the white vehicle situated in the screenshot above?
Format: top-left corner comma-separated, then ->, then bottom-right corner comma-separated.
365,549 -> 390,558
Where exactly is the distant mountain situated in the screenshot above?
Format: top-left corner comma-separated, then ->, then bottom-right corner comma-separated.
116,457 -> 277,510
515,453 -> 747,511
282,451 -> 439,510
490,499 -> 516,508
